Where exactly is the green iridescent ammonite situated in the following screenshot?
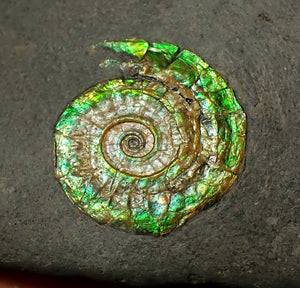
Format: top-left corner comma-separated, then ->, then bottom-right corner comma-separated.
54,38 -> 246,236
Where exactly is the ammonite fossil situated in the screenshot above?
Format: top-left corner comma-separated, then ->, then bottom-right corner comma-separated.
54,39 -> 246,236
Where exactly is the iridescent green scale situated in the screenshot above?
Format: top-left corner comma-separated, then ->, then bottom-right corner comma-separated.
54,38 -> 246,236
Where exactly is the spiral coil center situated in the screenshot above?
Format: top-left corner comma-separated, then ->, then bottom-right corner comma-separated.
121,133 -> 144,154
100,120 -> 166,177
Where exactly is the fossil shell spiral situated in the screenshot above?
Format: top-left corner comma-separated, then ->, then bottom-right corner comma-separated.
54,39 -> 246,236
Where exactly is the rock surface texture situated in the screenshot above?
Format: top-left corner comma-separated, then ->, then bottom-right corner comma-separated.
0,1 -> 299,287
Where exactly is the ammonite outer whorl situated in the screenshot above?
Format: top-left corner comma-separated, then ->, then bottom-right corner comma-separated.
54,39 -> 246,236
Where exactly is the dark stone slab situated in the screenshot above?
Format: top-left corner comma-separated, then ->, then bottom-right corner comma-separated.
0,1 -> 299,287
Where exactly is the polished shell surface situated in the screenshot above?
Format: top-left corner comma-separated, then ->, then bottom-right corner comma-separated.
54,39 -> 246,236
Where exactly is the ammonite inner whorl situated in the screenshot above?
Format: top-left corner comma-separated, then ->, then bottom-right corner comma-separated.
54,39 -> 246,236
